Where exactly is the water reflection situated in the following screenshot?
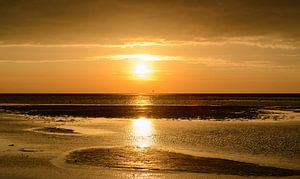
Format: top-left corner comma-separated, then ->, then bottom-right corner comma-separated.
132,95 -> 152,106
132,117 -> 154,148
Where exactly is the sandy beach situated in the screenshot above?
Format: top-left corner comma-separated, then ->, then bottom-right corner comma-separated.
0,110 -> 299,178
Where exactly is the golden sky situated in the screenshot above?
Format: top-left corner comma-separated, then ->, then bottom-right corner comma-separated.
0,0 -> 299,93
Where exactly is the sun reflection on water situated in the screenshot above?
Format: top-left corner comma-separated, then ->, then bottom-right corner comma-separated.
133,95 -> 152,106
132,117 -> 154,148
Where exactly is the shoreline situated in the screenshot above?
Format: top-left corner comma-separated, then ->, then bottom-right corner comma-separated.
2,104 -> 299,120
0,111 -> 299,178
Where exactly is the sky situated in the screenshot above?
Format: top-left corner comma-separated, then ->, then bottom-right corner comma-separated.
0,0 -> 300,93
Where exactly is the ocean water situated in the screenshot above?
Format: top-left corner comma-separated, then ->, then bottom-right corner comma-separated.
0,93 -> 299,120
0,93 -> 299,105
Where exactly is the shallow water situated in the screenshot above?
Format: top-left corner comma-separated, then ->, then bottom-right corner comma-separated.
1,93 -> 299,120
1,93 -> 299,106
43,116 -> 300,171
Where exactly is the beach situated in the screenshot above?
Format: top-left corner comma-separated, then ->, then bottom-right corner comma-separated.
1,0 -> 300,178
0,109 -> 299,178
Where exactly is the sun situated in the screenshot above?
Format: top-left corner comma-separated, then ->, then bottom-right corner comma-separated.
117,53 -> 159,80
133,62 -> 152,79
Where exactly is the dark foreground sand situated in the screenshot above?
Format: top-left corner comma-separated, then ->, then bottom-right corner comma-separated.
0,111 -> 299,178
66,146 -> 299,176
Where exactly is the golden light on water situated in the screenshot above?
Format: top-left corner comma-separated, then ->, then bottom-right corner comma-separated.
132,117 -> 154,148
133,95 -> 152,106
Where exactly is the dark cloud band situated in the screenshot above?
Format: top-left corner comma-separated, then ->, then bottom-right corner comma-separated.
0,0 -> 299,44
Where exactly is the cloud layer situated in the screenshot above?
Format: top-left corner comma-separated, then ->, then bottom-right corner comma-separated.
0,0 -> 299,45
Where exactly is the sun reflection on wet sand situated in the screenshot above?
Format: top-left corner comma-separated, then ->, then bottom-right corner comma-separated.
132,117 -> 154,148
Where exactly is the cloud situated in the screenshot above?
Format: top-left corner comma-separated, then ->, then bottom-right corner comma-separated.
0,53 -> 292,71
0,58 -> 97,63
184,57 -> 292,70
0,54 -> 178,64
0,0 -> 299,45
0,41 -> 167,48
123,37 -> 300,50
109,54 -> 178,61
0,36 -> 299,50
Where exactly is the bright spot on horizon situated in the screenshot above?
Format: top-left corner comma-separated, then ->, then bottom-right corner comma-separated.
132,117 -> 154,148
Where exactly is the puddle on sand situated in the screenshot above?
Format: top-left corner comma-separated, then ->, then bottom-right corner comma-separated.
64,146 -> 300,177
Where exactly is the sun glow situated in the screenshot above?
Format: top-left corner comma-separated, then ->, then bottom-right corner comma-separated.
131,55 -> 157,80
112,53 -> 162,80
133,62 -> 152,79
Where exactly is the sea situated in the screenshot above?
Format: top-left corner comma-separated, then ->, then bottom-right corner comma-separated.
0,93 -> 299,120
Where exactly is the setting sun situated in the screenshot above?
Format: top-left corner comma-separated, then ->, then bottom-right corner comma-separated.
132,60 -> 154,80
133,63 -> 151,79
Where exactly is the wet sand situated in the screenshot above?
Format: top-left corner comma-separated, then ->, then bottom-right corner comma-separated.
0,111 -> 299,178
35,127 -> 78,134
66,146 -> 299,176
